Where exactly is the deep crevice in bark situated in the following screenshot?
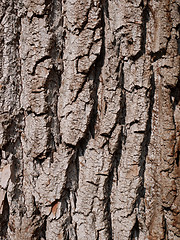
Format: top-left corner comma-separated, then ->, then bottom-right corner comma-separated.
151,33 -> 171,62
32,216 -> 47,240
170,76 -> 180,109
130,1 -> 149,61
151,48 -> 167,62
101,0 -> 109,19
163,215 -> 168,240
176,150 -> 180,167
0,193 -> 9,238
130,217 -> 140,240
137,65 -> 155,202
46,65 -> 62,148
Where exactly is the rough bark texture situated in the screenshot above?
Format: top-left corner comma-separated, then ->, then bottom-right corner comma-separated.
0,0 -> 179,239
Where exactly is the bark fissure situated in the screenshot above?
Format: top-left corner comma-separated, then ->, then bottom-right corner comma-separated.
130,1 -> 149,61
138,66 -> 155,199
0,193 -> 9,238
130,217 -> 140,240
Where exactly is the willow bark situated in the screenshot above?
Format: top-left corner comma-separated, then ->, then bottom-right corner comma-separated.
0,0 -> 179,239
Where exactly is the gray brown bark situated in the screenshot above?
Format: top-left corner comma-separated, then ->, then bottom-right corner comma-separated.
0,0 -> 179,239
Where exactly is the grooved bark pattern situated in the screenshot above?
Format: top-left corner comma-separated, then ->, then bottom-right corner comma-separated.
0,0 -> 179,239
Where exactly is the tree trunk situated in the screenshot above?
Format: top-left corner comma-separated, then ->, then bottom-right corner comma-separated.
0,0 -> 179,239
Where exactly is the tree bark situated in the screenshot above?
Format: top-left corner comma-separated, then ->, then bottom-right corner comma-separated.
0,0 -> 179,239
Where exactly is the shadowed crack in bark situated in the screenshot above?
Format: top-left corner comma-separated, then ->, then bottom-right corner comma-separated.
31,56 -> 51,76
0,193 -> 9,238
138,66 -> 155,199
130,1 -> 149,61
130,217 -> 140,240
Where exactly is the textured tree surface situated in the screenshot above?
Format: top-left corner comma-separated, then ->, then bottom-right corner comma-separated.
0,0 -> 179,239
